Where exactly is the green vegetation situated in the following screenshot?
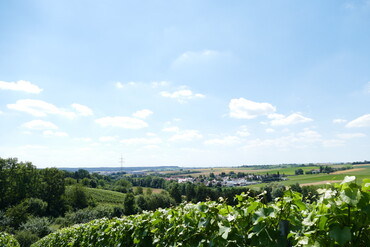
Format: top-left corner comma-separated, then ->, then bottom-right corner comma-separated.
1,157 -> 370,246
0,232 -> 19,247
32,176 -> 370,246
83,187 -> 126,205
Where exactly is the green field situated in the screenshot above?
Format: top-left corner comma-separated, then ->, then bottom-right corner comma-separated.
132,186 -> 165,194
247,164 -> 370,189
162,164 -> 354,177
84,187 -> 126,205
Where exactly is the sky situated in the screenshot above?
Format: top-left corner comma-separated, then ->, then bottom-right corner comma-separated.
1,0 -> 370,168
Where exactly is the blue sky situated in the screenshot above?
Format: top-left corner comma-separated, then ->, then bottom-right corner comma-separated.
1,0 -> 370,168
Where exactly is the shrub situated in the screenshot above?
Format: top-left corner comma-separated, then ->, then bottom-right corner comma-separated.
15,230 -> 38,247
19,217 -> 51,238
0,232 -> 20,247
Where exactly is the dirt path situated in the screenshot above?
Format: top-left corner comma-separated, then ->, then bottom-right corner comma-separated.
300,180 -> 342,186
331,168 -> 365,174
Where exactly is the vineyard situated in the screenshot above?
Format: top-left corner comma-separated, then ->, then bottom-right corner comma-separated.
19,176 -> 368,246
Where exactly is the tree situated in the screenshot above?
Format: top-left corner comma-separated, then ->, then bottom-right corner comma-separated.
295,169 -> 304,175
66,184 -> 89,209
168,183 -> 182,204
39,168 -> 66,216
123,193 -> 136,215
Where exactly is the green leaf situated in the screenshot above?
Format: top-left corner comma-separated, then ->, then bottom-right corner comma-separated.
218,223 -> 231,239
329,225 -> 351,246
340,188 -> 361,206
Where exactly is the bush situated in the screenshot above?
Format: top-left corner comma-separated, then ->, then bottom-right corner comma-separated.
62,205 -> 116,227
19,217 -> 51,238
0,232 -> 20,247
65,185 -> 89,210
24,198 -> 48,217
15,230 -> 38,247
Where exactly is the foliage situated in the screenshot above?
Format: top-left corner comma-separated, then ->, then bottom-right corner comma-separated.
0,232 -> 20,247
62,205 -> 121,227
65,185 -> 90,210
19,217 -> 52,238
15,230 -> 39,247
32,176 -> 370,247
83,187 -> 125,205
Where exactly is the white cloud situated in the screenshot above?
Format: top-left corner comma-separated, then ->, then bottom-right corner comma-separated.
162,126 -> 180,133
169,130 -> 203,142
0,110 -> 3,115
20,145 -> 48,150
267,113 -> 285,119
229,98 -> 276,119
346,114 -> 370,128
366,82 -> 370,93
172,50 -> 229,67
297,129 -> 322,140
0,80 -> 43,94
95,116 -> 148,129
270,113 -> 313,126
236,125 -> 250,137
75,137 -> 93,142
7,99 -> 76,118
161,89 -> 205,103
244,129 -> 321,149
151,81 -> 170,88
265,128 -> 275,133
336,133 -> 366,139
132,109 -> 153,119
146,132 -> 157,137
99,136 -> 118,142
333,119 -> 347,124
322,139 -> 346,148
71,103 -> 93,116
43,130 -> 68,137
204,136 -> 241,145
22,120 -> 58,130
115,81 -> 137,89
116,82 -> 124,88
120,137 -> 162,145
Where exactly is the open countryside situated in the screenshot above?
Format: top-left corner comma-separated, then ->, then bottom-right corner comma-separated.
2,0 -> 370,246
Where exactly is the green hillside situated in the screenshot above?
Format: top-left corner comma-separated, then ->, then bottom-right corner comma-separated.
31,176 -> 370,247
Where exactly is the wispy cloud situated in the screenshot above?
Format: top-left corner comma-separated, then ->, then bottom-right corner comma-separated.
22,120 -> 58,130
346,114 -> 370,128
120,137 -> 162,145
71,103 -> 94,116
132,109 -> 153,119
43,130 -> 68,137
0,80 -> 43,94
162,126 -> 180,133
99,136 -> 118,142
161,88 -> 205,103
115,81 -> 138,89
204,136 -> 241,146
229,98 -> 276,119
336,133 -> 366,139
95,116 -> 148,129
151,81 -> 170,88
333,118 -> 347,124
169,129 -> 203,142
7,99 -> 76,118
236,125 -> 250,137
270,113 -> 313,126
172,50 -> 230,68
